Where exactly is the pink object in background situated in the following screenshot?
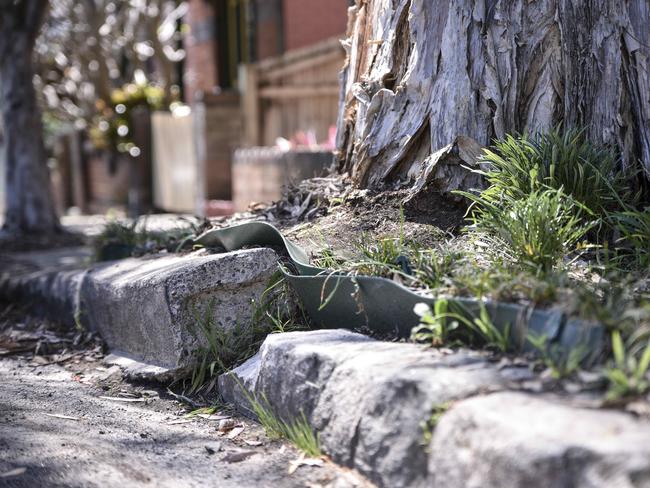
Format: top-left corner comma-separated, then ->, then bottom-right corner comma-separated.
204,199 -> 234,217
322,126 -> 337,150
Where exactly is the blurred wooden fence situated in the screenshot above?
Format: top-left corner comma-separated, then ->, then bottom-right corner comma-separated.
241,37 -> 344,147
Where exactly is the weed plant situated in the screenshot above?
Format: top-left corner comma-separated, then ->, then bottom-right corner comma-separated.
411,299 -> 510,353
611,207 -> 650,267
526,333 -> 589,379
187,273 -> 308,393
460,189 -> 593,274
421,402 -> 451,449
474,129 -> 629,225
227,373 -> 321,456
248,394 -> 321,457
605,329 -> 650,401
93,217 -> 200,261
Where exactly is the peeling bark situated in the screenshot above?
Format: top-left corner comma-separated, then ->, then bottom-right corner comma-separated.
336,0 -> 650,189
0,1 -> 60,234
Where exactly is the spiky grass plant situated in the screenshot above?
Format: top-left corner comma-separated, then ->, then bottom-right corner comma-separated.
605,329 -> 650,401
611,207 -> 650,267
462,189 -> 593,274
477,129 -> 629,224
187,273 -> 308,393
249,394 -> 321,457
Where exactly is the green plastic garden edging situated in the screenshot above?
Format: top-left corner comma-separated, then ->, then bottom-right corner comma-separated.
186,221 -> 604,362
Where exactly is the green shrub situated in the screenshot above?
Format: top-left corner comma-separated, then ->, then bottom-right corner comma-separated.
611,207 -> 650,267
462,189 -> 593,274
477,129 -> 629,224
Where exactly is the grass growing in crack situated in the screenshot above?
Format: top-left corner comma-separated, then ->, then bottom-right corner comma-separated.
421,402 -> 451,450
187,272 -> 308,394
92,217 -> 201,261
227,372 -> 322,457
249,395 -> 321,457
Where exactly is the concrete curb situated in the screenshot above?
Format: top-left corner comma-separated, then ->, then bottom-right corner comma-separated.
219,330 -> 650,488
1,247 -> 278,378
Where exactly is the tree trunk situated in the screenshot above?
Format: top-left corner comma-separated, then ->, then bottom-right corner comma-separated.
0,0 -> 59,235
336,0 -> 650,190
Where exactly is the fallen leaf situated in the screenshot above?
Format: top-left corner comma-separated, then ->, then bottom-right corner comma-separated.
195,413 -> 232,421
222,450 -> 257,463
166,419 -> 195,425
288,454 -> 324,474
226,426 -> 244,439
45,413 -> 80,421
243,439 -> 263,447
0,467 -> 26,478
99,396 -> 146,403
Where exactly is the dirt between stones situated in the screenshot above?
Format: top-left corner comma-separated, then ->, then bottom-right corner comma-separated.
207,174 -> 464,261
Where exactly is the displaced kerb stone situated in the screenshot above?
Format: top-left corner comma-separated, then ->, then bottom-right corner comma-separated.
219,329 -> 507,488
429,392 -> 650,488
80,248 -> 278,375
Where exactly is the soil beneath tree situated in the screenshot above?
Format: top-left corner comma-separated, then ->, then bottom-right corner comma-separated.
209,175 -> 466,261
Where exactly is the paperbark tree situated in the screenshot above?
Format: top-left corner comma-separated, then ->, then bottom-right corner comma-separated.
336,0 -> 650,191
0,0 -> 60,234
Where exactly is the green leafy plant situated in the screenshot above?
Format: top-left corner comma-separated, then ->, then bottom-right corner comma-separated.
527,333 -> 589,379
411,301 -> 459,347
475,129 -> 629,222
461,189 -> 593,274
411,299 -> 511,353
605,330 -> 650,401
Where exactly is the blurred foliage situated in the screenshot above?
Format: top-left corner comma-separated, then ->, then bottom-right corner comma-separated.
35,0 -> 187,144
89,82 -> 167,155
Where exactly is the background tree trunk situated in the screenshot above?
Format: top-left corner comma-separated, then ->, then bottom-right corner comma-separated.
336,0 -> 650,190
0,0 -> 59,234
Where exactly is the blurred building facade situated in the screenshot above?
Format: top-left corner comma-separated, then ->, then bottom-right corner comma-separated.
181,0 -> 349,212
39,1 -> 350,218
184,0 -> 349,102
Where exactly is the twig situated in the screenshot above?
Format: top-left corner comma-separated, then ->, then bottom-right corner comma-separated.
166,388 -> 204,409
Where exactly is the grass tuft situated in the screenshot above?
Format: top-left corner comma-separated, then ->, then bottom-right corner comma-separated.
474,129 -> 630,226
250,395 -> 321,457
460,188 -> 594,275
186,273 -> 308,394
